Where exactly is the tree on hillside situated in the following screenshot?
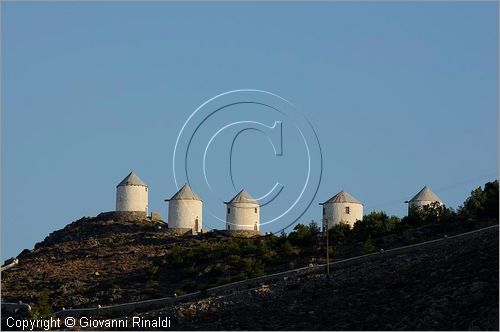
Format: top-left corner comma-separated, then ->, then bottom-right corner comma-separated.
287,221 -> 320,253
308,220 -> 321,234
278,240 -> 293,257
403,202 -> 456,225
460,180 -> 499,219
30,289 -> 52,319
329,222 -> 352,245
362,235 -> 375,254
352,211 -> 401,241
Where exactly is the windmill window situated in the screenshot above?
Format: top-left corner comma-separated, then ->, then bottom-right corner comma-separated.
345,207 -> 350,214
254,207 -> 258,213
227,208 -> 230,214
323,207 -> 325,215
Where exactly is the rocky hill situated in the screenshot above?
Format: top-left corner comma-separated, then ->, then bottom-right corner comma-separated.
1,213 -> 499,330
2,214 -> 194,308
139,226 -> 499,330
1,213 -> 305,309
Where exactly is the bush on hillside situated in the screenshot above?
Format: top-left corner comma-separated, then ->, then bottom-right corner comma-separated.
329,222 -> 352,245
30,289 -> 52,319
352,212 -> 401,241
459,180 -> 499,219
287,221 -> 320,250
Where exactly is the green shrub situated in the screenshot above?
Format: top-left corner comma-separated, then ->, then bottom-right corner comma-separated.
264,234 -> 280,249
460,180 -> 499,219
308,220 -> 321,234
249,260 -> 265,278
353,212 -> 401,241
224,240 -> 241,256
173,288 -> 186,296
181,281 -> 198,293
327,246 -> 334,257
231,272 -> 247,282
182,264 -> 197,276
278,230 -> 288,244
147,265 -> 160,278
30,289 -> 52,319
215,275 -> 232,285
227,254 -> 241,264
256,240 -> 270,256
329,222 -> 351,245
238,258 -> 265,278
464,217 -> 475,229
407,236 -> 418,245
362,236 -> 375,254
146,280 -> 159,289
195,242 -> 212,259
287,223 -> 317,248
261,253 -> 275,264
169,245 -> 185,267
239,239 -> 258,255
278,240 -> 293,257
75,286 -> 92,296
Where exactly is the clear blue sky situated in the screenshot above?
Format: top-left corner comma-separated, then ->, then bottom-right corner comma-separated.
2,2 -> 498,260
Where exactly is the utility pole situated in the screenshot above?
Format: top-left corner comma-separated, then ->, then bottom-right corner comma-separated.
325,218 -> 330,286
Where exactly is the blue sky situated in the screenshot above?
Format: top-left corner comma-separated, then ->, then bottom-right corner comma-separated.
2,2 -> 498,260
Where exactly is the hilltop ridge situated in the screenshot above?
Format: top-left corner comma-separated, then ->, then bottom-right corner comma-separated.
1,208 -> 498,330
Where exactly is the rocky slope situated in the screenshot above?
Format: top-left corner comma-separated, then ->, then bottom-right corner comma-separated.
2,214 -> 498,330
142,226 -> 499,330
1,214 -> 197,308
1,213 -> 306,309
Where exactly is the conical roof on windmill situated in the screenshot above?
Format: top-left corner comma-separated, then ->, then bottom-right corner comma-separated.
117,171 -> 147,187
320,190 -> 362,205
407,185 -> 442,203
166,183 -> 202,201
225,189 -> 259,205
